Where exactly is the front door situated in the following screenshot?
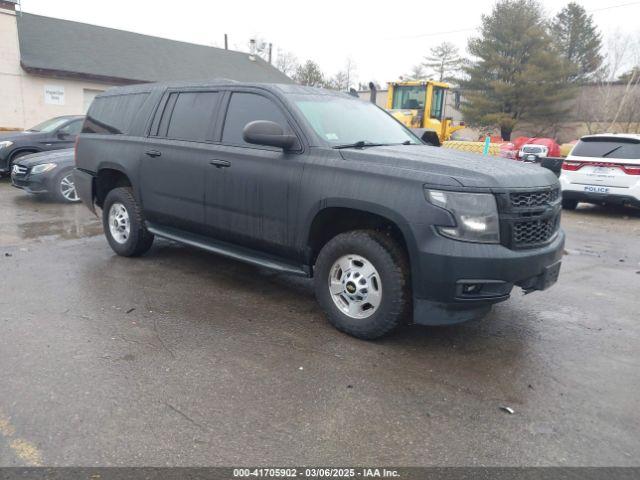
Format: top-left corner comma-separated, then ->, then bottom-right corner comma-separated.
49,119 -> 83,149
140,90 -> 221,233
204,91 -> 303,258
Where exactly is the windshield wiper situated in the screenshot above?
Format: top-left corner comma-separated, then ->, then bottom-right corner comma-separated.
332,141 -> 389,149
601,145 -> 622,157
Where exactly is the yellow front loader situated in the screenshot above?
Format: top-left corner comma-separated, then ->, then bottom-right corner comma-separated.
386,80 -> 465,146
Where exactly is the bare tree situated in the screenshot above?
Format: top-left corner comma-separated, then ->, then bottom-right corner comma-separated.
577,31 -> 640,134
275,49 -> 299,78
618,67 -> 640,133
341,57 -> 358,90
327,58 -> 358,91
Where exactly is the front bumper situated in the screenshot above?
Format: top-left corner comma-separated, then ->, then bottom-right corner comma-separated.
409,225 -> 565,326
0,152 -> 11,173
10,172 -> 50,194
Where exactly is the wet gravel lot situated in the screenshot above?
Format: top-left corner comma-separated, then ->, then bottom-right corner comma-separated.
1,178 -> 639,467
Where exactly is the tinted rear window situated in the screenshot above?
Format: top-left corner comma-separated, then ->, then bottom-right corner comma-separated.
161,91 -> 220,142
82,93 -> 149,135
572,139 -> 640,159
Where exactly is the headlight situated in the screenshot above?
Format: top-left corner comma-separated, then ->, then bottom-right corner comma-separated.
30,163 -> 57,174
425,189 -> 500,244
0,141 -> 13,150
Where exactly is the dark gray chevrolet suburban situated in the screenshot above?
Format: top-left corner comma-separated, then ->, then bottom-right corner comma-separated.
74,81 -> 564,339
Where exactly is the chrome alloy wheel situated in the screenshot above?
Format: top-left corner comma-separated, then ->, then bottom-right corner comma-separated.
108,203 -> 130,244
328,254 -> 382,319
60,173 -> 79,202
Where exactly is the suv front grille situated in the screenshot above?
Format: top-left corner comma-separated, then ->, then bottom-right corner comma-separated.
510,188 -> 559,208
498,187 -> 562,249
512,217 -> 560,246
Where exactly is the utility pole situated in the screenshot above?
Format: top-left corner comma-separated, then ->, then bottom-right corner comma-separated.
224,34 -> 228,50
268,43 -> 273,64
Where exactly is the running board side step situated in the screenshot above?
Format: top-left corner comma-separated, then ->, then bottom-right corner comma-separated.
146,223 -> 310,277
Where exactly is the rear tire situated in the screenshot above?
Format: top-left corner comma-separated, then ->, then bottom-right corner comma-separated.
102,187 -> 154,257
562,199 -> 578,210
314,230 -> 411,340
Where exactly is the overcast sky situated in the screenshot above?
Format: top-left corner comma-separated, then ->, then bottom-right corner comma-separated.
18,0 -> 640,86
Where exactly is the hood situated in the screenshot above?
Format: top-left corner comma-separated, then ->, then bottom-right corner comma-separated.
15,149 -> 74,167
0,130 -> 48,141
339,145 -> 559,189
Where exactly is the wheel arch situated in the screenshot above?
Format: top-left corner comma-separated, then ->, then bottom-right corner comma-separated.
304,199 -> 419,282
95,166 -> 133,209
9,147 -> 42,161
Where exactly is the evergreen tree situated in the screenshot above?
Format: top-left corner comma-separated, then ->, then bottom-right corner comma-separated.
422,42 -> 464,82
553,2 -> 603,82
461,0 -> 576,140
294,60 -> 326,87
404,64 -> 427,81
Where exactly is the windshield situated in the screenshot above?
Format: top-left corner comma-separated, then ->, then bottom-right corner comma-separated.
391,85 -> 426,110
28,117 -> 72,133
523,146 -> 544,153
292,95 -> 420,147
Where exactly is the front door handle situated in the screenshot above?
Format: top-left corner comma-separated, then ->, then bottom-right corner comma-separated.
145,149 -> 162,157
209,159 -> 231,168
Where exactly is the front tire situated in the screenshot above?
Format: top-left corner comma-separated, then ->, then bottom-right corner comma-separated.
562,199 -> 578,210
102,187 -> 154,257
53,169 -> 81,203
314,230 -> 411,340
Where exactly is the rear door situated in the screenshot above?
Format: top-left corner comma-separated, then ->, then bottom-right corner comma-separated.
203,90 -> 305,258
566,138 -> 640,189
140,90 -> 222,233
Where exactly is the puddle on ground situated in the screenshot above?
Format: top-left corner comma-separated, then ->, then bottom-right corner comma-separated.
0,181 -> 104,245
18,219 -> 103,241
0,218 -> 103,245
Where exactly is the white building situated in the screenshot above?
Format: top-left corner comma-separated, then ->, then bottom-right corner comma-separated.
0,0 -> 290,130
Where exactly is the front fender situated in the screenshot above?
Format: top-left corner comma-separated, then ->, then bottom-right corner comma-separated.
302,197 -> 422,288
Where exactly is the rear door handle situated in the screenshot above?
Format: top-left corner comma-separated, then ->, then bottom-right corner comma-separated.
209,159 -> 231,168
145,149 -> 162,157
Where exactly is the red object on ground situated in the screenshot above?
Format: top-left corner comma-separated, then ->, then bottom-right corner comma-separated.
512,136 -> 531,150
498,142 -> 518,159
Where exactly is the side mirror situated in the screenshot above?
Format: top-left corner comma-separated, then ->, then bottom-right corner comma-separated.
242,120 -> 296,150
57,131 -> 72,140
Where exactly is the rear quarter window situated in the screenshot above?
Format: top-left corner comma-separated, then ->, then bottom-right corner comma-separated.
82,93 -> 149,135
572,139 -> 640,160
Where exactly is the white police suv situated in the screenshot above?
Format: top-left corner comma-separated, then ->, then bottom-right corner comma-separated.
560,134 -> 640,209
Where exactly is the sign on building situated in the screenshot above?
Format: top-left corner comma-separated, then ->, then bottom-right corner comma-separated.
44,85 -> 65,105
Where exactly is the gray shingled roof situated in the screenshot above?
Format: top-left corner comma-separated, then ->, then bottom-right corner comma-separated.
16,13 -> 293,84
